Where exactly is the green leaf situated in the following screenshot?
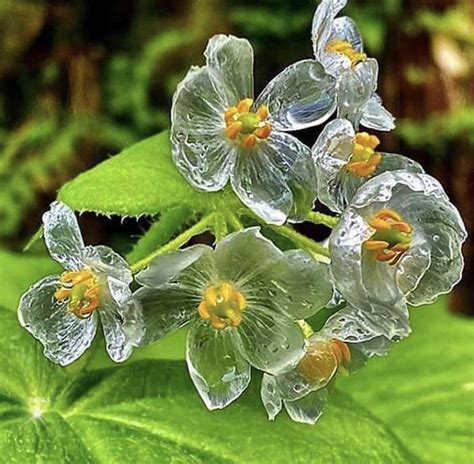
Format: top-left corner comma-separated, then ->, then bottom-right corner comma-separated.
0,248 -> 60,311
57,131 -> 239,218
0,305 -> 414,463
339,298 -> 474,463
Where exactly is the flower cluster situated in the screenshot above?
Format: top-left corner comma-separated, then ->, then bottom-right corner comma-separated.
18,0 -> 466,425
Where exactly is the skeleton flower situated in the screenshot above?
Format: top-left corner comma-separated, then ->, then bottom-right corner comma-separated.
311,0 -> 395,130
329,171 -> 467,339
134,228 -> 333,410
313,119 -> 424,213
261,305 -> 391,424
171,34 -> 337,225
18,202 -> 143,366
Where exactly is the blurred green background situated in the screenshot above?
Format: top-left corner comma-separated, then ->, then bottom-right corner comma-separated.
0,0 -> 472,306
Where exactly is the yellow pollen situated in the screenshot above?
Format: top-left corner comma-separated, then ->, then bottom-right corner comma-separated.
364,209 -> 413,265
297,339 -> 351,384
345,132 -> 382,178
54,268 -> 101,319
198,282 -> 247,330
326,39 -> 367,67
223,98 -> 272,148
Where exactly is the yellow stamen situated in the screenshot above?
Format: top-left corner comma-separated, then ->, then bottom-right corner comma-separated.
223,99 -> 272,148
345,132 -> 382,178
364,209 -> 413,265
326,39 -> 367,67
54,268 -> 101,319
198,282 -> 247,330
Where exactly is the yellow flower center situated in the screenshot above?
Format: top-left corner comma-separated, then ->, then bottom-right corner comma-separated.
198,281 -> 247,330
54,268 -> 101,319
297,339 -> 351,383
345,132 -> 382,178
224,98 -> 272,149
326,39 -> 367,68
364,209 -> 413,265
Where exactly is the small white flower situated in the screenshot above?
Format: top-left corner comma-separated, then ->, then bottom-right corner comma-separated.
134,228 -> 334,410
18,202 -> 143,366
171,35 -> 337,225
261,305 -> 391,425
313,118 -> 424,213
329,171 -> 467,339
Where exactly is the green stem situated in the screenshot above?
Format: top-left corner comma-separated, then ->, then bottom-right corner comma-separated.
226,211 -> 244,232
130,213 -> 215,273
270,224 -> 330,259
306,211 -> 339,228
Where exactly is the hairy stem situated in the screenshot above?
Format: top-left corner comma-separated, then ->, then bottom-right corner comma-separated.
306,211 -> 339,228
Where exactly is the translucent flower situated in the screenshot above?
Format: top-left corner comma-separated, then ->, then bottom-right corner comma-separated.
311,0 -> 395,130
329,171 -> 467,339
261,305 -> 391,424
134,228 -> 333,410
18,202 -> 143,366
313,119 -> 424,213
171,34 -> 337,225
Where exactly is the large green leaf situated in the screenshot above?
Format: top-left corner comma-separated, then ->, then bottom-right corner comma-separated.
0,304 -> 415,463
57,131 -> 239,218
339,298 -> 474,463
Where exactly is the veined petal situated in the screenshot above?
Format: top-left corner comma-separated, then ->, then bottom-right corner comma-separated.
237,304 -> 306,375
204,34 -> 254,101
171,66 -> 236,191
261,374 -> 283,421
284,387 -> 329,425
360,94 -> 396,131
100,299 -> 144,363
231,132 -> 316,225
186,320 -> 251,410
42,201 -> 85,270
18,275 -> 97,366
312,0 -> 337,59
134,285 -> 198,345
255,60 -> 337,131
82,245 -> 132,284
136,245 -> 213,288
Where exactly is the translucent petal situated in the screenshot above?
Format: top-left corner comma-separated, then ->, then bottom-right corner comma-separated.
360,94 -> 396,131
134,285 -> 198,345
273,337 -> 337,401
237,305 -> 306,374
231,131 -> 316,225
18,275 -> 97,366
284,388 -> 329,425
260,250 -> 333,319
186,320 -> 251,410
255,60 -> 337,131
260,374 -> 283,421
42,201 -> 85,270
204,34 -> 254,101
82,244 -> 132,284
321,17 -> 364,76
136,245 -> 213,288
100,298 -> 143,363
396,241 -> 431,297
337,58 -> 378,127
311,0 -> 336,58
214,228 -> 282,288
171,66 -> 237,191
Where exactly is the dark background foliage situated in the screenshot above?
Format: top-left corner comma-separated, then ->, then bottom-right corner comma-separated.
0,0 -> 472,311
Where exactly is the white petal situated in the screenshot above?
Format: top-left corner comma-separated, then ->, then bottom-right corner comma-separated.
231,132 -> 316,225
284,388 -> 329,425
360,94 -> 396,131
255,60 -> 337,131
136,245 -> 213,288
312,0 -> 337,58
186,320 -> 251,410
204,34 -> 254,101
100,299 -> 144,363
171,66 -> 236,191
260,374 -> 283,421
237,304 -> 305,374
82,244 -> 132,284
42,201 -> 85,270
18,275 -> 97,366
